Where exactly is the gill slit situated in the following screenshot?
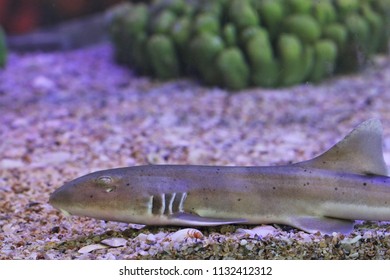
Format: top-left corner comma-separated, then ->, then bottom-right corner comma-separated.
151,192 -> 187,216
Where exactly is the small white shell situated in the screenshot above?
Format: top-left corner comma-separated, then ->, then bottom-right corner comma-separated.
78,244 -> 107,254
169,228 -> 204,242
236,225 -> 276,239
251,225 -> 277,236
340,235 -> 362,245
101,237 -> 127,247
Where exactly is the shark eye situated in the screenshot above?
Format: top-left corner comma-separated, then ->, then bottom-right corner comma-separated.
96,176 -> 113,185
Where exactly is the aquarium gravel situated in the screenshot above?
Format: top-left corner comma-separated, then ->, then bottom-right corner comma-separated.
1,43 -> 390,260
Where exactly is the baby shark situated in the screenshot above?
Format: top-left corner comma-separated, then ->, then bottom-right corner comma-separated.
49,119 -> 390,234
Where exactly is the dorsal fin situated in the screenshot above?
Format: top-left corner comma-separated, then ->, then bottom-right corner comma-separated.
295,119 -> 388,176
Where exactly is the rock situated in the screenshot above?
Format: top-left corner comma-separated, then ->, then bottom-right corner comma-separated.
32,151 -> 72,167
32,75 -> 56,91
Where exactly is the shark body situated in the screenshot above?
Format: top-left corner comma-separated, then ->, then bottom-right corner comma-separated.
49,119 -> 390,234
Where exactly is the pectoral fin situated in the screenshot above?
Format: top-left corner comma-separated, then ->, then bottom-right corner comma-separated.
170,212 -> 247,226
289,216 -> 355,234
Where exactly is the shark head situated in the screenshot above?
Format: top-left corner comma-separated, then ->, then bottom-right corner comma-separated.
49,168 -> 151,223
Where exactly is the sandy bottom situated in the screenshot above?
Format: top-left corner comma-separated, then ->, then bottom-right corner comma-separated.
1,44 -> 390,259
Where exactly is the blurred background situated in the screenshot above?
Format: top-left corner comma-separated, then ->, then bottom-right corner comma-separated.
0,0 -> 144,34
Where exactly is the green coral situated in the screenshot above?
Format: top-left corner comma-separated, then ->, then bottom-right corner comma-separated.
284,14 -> 322,44
223,24 -> 237,47
189,33 -> 224,84
313,0 -> 337,26
170,16 -> 191,50
255,0 -> 284,39
372,0 -> 390,53
245,28 -> 279,87
194,13 -> 220,35
216,47 -> 250,90
198,1 -> 227,18
323,23 -> 348,51
157,0 -> 188,15
335,0 -> 360,16
310,40 -> 338,82
109,0 -> 390,90
341,13 -> 370,71
152,9 -> 177,34
287,0 -> 313,14
131,33 -> 151,75
147,34 -> 180,80
0,26 -> 7,68
361,4 -> 385,54
278,34 -> 305,86
125,4 -> 149,35
108,3 -> 134,64
228,0 -> 259,30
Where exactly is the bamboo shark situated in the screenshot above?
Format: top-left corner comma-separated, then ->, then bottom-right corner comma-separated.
49,119 -> 390,234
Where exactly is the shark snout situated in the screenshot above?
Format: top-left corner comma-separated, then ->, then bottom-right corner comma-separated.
49,182 -> 75,211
